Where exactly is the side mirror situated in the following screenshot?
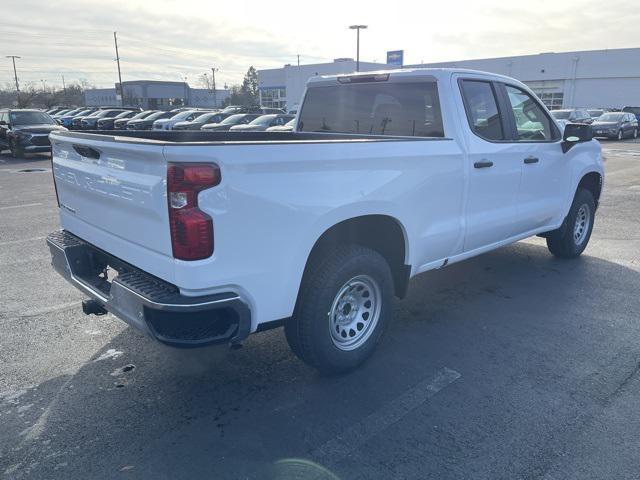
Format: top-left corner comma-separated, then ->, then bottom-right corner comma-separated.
562,123 -> 593,153
0,120 -> 7,126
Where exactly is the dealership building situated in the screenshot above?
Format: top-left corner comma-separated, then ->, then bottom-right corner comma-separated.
258,58 -> 393,112
257,47 -> 640,111
85,80 -> 229,109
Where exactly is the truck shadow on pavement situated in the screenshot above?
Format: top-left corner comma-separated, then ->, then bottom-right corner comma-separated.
2,241 -> 640,480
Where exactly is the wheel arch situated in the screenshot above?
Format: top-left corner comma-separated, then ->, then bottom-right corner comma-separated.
301,214 -> 411,299
577,171 -> 603,209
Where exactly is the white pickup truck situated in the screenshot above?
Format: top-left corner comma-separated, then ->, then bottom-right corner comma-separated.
47,68 -> 603,373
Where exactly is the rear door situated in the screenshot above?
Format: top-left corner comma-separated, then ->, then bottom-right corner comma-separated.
456,76 -> 522,252
497,83 -> 570,233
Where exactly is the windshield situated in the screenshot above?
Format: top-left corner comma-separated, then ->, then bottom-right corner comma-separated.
114,111 -> 133,119
551,110 -> 571,119
220,114 -> 248,125
146,111 -> 170,120
588,110 -> 604,117
298,81 -> 444,136
249,114 -> 277,126
196,113 -> 223,123
9,111 -> 56,125
598,113 -> 624,122
127,110 -> 154,120
170,110 -> 200,121
74,110 -> 93,117
59,108 -> 82,116
622,107 -> 640,115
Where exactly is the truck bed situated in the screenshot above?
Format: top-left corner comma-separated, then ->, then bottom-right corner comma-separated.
53,130 -> 446,144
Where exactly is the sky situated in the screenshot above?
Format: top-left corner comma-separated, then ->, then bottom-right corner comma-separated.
2,0 -> 640,90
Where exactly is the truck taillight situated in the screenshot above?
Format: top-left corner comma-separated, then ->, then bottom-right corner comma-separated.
167,163 -> 220,261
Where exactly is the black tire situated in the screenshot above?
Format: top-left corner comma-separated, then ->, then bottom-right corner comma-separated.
284,244 -> 394,374
546,188 -> 595,259
9,138 -> 24,158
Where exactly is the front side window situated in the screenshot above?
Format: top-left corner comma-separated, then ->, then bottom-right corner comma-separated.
460,80 -> 503,141
504,85 -> 556,141
298,81 -> 444,137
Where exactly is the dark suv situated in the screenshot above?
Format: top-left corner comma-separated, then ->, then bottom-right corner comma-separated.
0,109 -> 67,157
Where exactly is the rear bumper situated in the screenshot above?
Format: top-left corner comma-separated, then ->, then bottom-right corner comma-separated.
47,230 -> 251,348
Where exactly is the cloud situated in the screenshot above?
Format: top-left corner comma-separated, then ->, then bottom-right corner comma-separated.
2,0 -> 640,89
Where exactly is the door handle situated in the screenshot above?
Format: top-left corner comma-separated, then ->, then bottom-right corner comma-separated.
524,156 -> 539,164
474,160 -> 493,169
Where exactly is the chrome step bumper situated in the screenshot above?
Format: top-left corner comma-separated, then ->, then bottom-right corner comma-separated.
46,230 -> 251,347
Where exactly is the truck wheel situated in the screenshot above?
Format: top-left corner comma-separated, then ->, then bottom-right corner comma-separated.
285,245 -> 393,374
546,188 -> 595,259
10,139 -> 24,158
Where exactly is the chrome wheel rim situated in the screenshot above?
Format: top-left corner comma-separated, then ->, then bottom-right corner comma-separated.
618,130 -> 623,140
573,204 -> 591,246
329,275 -> 381,351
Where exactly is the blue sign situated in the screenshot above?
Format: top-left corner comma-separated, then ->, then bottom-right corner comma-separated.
387,50 -> 404,66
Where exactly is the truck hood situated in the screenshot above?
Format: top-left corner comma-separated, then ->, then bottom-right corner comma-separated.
13,124 -> 67,134
229,124 -> 267,131
592,121 -> 620,127
201,123 -> 231,131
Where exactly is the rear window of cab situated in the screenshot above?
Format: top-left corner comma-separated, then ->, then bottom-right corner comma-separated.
298,81 -> 444,137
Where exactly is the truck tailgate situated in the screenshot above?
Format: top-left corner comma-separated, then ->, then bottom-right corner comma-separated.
50,133 -> 174,280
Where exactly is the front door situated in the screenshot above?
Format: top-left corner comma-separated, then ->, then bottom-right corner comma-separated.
498,83 -> 571,233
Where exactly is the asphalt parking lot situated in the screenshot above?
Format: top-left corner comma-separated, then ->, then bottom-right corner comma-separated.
1,140 -> 639,480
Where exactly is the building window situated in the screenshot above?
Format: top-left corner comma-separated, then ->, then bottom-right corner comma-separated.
260,87 -> 286,109
535,92 -> 564,110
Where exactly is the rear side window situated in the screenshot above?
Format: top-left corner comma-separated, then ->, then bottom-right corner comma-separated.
460,80 -> 504,141
504,85 -> 557,141
298,81 -> 444,137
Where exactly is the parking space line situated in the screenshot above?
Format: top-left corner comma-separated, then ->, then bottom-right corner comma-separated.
0,202 -> 43,211
312,367 -> 461,467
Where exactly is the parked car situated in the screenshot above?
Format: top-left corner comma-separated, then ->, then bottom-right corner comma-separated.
97,110 -> 139,130
0,109 -> 67,157
50,109 -> 73,119
230,114 -> 295,132
126,110 -> 174,130
266,118 -> 296,132
172,112 -> 231,130
71,110 -> 104,129
46,106 -> 73,115
113,110 -> 158,130
222,105 -> 285,115
591,112 -> 638,140
621,106 -> 640,123
152,109 -> 212,131
58,109 -> 96,128
550,109 -> 593,129
81,109 -> 132,129
52,108 -> 78,118
587,109 -> 606,119
201,113 -> 262,131
47,68 -> 603,374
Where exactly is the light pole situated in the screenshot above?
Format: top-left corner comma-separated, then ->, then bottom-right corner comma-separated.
348,25 -> 367,72
6,55 -> 21,93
